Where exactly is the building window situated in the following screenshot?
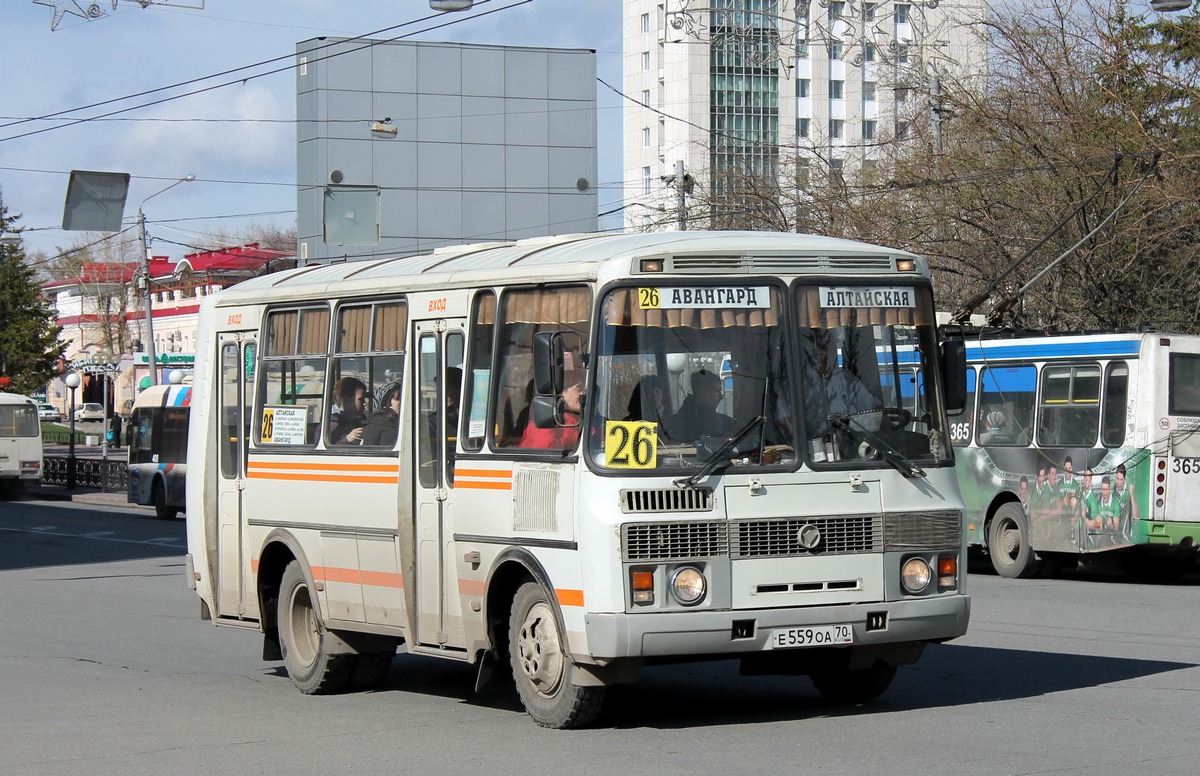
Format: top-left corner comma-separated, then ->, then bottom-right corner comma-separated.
641,12 -> 649,33
642,166 -> 652,196
798,117 -> 810,138
642,127 -> 651,147
642,51 -> 650,70
897,44 -> 910,63
830,119 -> 844,139
797,160 -> 810,188
862,159 -> 877,176
863,120 -> 877,139
864,43 -> 875,62
797,78 -> 810,98
797,40 -> 809,59
896,86 -> 910,105
830,80 -> 844,99
864,3 -> 876,20
863,81 -> 876,101
896,121 -> 909,140
641,89 -> 651,105
828,1 -> 845,22
831,158 -> 845,186
896,3 -> 910,24
829,41 -> 843,61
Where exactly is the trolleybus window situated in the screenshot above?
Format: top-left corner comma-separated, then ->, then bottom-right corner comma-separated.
1101,362 -> 1128,447
1168,353 -> 1200,416
977,365 -> 1034,446
1038,364 -> 1100,447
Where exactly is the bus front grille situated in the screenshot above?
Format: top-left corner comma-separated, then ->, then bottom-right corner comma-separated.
730,515 -> 883,558
619,487 -> 714,514
883,510 -> 962,550
622,521 -> 728,561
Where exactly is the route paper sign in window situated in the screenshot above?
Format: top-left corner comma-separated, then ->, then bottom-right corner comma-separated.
638,286 -> 772,309
819,286 -> 916,308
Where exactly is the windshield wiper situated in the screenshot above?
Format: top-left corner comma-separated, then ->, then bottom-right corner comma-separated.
674,416 -> 765,489
830,415 -> 926,479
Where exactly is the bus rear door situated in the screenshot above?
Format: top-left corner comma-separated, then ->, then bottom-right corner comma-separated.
216,333 -> 256,618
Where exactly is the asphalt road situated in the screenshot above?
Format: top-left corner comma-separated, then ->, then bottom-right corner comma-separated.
1,498 -> 1198,776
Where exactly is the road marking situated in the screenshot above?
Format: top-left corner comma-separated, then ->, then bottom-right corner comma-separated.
0,526 -> 185,548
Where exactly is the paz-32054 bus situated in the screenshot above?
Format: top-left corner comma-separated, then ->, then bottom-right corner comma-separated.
186,231 -> 970,728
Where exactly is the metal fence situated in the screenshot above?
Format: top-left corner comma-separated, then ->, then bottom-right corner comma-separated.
42,456 -> 129,492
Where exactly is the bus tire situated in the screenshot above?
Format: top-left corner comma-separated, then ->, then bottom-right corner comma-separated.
277,561 -> 353,694
508,581 -> 605,729
152,481 -> 179,520
988,502 -> 1041,579
811,660 -> 897,704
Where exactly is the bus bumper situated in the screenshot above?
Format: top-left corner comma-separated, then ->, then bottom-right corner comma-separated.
583,594 -> 970,661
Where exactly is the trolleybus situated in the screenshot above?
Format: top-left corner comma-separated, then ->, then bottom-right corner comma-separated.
949,328 -> 1200,580
128,382 -> 191,519
186,231 -> 970,728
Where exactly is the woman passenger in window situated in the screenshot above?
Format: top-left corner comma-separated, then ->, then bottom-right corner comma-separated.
519,371 -> 584,450
331,377 -> 368,444
624,375 -> 667,425
362,382 -> 402,447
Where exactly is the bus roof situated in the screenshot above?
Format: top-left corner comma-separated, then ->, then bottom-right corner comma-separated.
210,231 -> 923,307
0,392 -> 36,406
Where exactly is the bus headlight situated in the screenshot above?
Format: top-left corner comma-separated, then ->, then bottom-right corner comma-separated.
900,557 -> 932,593
669,566 -> 706,605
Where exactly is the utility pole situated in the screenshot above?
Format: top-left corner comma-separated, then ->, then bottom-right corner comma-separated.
137,174 -> 194,387
928,67 -> 942,153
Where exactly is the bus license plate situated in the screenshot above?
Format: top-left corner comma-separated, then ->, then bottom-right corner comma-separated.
771,625 -> 853,649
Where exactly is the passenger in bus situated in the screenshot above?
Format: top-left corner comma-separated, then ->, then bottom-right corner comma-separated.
666,369 -> 734,443
330,377 -> 368,445
362,382 -> 402,447
624,375 -> 667,425
518,371 -> 584,449
979,411 -> 1008,444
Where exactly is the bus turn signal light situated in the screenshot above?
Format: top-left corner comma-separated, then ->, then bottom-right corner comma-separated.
937,556 -> 957,591
631,570 -> 654,604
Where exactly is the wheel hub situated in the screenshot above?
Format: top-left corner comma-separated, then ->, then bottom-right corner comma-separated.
515,601 -> 564,696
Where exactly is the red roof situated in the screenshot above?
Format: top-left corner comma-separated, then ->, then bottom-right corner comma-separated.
166,243 -> 295,277
42,261 -> 139,290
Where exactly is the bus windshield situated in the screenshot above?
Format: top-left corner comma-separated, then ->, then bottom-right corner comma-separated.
587,281 -> 949,473
796,284 -> 948,467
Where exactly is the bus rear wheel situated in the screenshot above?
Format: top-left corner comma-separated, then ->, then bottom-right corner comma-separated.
988,502 -> 1042,578
152,481 -> 179,520
277,561 -> 353,694
508,582 -> 605,729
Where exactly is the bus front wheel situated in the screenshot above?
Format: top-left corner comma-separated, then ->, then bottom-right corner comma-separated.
988,503 -> 1042,578
277,561 -> 353,694
508,582 -> 605,729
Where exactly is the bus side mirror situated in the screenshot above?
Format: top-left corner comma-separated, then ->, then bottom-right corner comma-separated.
941,339 -> 967,412
533,331 -> 565,396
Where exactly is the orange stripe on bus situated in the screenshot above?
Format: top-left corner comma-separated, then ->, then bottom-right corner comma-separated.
555,589 -> 584,607
247,472 -> 398,484
455,480 -> 513,491
454,468 -> 512,479
250,558 -> 260,573
312,566 -> 404,589
458,579 -> 486,597
249,461 -> 399,473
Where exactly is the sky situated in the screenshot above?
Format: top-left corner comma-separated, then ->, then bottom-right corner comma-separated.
0,0 -> 625,265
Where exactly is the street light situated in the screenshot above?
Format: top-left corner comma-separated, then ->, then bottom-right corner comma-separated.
138,174 -> 195,388
91,347 -> 121,491
64,372 -> 81,490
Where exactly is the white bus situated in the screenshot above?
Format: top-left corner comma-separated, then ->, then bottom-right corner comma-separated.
0,392 -> 43,494
127,383 -> 191,519
950,329 -> 1200,580
186,231 -> 970,728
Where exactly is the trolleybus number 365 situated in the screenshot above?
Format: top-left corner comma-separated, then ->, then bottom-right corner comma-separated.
771,624 -> 854,648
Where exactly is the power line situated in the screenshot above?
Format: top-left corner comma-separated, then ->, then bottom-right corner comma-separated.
0,0 -> 534,144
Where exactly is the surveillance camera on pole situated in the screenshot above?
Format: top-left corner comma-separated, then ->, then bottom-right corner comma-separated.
430,1 -> 473,10
1150,0 -> 1190,11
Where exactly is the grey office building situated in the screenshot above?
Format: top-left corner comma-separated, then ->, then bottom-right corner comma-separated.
297,38 -> 599,263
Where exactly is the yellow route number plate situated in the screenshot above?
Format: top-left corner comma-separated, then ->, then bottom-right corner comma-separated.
604,420 -> 658,469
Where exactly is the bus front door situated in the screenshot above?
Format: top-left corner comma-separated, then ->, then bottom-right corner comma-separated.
411,321 -> 467,650
215,334 -> 255,618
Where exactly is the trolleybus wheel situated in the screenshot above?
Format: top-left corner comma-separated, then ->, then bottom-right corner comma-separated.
811,660 -> 897,704
508,581 -> 605,729
152,481 -> 178,520
988,502 -> 1042,578
277,561 -> 353,694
